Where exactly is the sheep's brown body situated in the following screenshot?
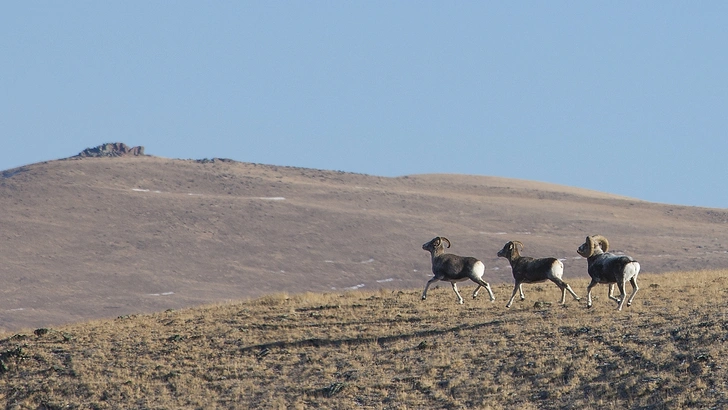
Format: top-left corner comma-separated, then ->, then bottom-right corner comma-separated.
497,241 -> 580,308
577,235 -> 640,311
421,237 -> 495,304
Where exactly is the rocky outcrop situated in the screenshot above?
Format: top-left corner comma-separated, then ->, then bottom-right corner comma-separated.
75,143 -> 145,158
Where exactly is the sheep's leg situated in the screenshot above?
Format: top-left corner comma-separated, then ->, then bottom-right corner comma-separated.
518,283 -> 525,301
451,282 -> 464,304
607,284 -> 621,304
551,277 -> 580,303
626,277 -> 639,307
550,278 -> 568,304
421,277 -> 439,301
616,281 -> 628,311
506,283 -> 521,308
472,285 -> 480,298
586,278 -> 599,308
565,284 -> 581,301
472,278 -> 495,301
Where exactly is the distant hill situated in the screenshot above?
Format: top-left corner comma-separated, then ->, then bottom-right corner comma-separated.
1,146 -> 727,331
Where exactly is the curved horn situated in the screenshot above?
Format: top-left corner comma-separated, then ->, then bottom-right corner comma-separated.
592,235 -> 609,252
577,235 -> 593,257
512,241 -> 524,252
440,237 -> 451,248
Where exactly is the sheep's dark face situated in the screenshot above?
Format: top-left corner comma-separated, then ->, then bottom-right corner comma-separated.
422,237 -> 450,253
497,242 -> 513,258
576,239 -> 593,258
577,235 -> 608,258
498,241 -> 523,259
422,238 -> 440,252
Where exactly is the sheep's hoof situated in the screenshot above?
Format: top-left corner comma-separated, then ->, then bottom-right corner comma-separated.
421,296 -> 427,301
587,304 -> 593,309
505,304 -> 511,308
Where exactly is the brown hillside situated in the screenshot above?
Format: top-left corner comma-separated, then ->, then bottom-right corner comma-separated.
1,154 -> 727,332
2,271 -> 728,409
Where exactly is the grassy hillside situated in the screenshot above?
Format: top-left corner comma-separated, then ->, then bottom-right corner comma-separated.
3,155 -> 728,333
2,270 -> 728,409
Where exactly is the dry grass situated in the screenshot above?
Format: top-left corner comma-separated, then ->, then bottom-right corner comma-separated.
2,270 -> 728,409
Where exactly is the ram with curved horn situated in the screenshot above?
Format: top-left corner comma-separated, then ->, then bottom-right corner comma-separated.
577,235 -> 640,311
497,240 -> 580,308
421,236 -> 495,304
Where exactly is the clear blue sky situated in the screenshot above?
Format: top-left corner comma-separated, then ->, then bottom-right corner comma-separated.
2,2 -> 727,208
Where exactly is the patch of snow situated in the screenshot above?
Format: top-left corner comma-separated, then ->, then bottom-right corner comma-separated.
325,259 -> 375,264
132,188 -> 150,192
257,197 -> 285,201
346,284 -> 366,290
376,278 -> 394,283
148,292 -> 175,296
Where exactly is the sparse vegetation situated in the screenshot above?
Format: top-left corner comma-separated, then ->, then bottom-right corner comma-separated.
2,271 -> 728,409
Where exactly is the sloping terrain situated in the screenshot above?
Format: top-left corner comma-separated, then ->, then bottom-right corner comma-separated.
1,154 -> 727,331
1,271 -> 727,409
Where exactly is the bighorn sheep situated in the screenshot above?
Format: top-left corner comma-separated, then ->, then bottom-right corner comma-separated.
577,235 -> 640,311
497,240 -> 580,308
421,236 -> 495,304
